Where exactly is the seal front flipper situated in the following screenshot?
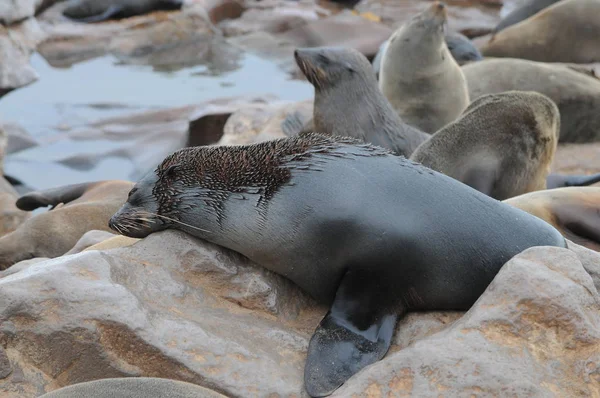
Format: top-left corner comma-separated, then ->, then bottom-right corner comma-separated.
304,269 -> 401,397
16,181 -> 98,211
69,5 -> 124,23
546,172 -> 600,189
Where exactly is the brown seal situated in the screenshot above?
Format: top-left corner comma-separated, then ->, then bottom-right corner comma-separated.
481,0 -> 600,63
0,180 -> 133,270
288,46 -> 429,158
378,2 -> 470,133
504,187 -> 600,252
410,91 -> 559,200
462,57 -> 600,143
109,132 -> 566,397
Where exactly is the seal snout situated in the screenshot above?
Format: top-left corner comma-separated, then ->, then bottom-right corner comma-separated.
427,1 -> 448,23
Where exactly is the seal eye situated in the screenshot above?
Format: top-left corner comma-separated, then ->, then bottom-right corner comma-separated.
164,164 -> 179,177
128,187 -> 138,199
318,54 -> 330,64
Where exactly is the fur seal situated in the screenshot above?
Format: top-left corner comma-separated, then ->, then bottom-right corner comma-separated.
372,31 -> 483,78
109,133 -> 566,397
378,2 -> 470,134
493,0 -> 561,33
410,91 -> 559,200
290,46 -> 429,157
0,180 -> 133,270
481,0 -> 600,63
462,57 -> 600,143
504,187 -> 600,252
62,0 -> 184,23
39,377 -> 227,398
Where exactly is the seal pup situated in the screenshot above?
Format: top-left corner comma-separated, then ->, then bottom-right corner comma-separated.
0,180 -> 133,270
462,58 -> 600,143
410,91 -> 559,200
493,0 -> 562,34
379,2 -> 470,133
372,31 -> 483,78
505,187 -> 600,252
109,133 -> 566,397
289,46 -> 429,157
481,0 -> 600,63
62,0 -> 184,23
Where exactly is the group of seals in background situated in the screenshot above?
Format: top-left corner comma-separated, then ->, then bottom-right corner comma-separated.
109,132 -> 567,397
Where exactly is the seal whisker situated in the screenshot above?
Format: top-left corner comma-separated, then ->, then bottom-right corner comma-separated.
141,211 -> 212,234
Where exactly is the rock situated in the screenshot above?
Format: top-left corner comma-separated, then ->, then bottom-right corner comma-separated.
0,346 -> 11,380
36,3 -> 222,69
0,19 -> 43,97
332,246 -> 600,396
218,99 -> 312,146
64,230 -> 119,255
0,0 -> 64,25
83,235 -> 139,252
0,121 -> 38,155
1,230 -> 599,396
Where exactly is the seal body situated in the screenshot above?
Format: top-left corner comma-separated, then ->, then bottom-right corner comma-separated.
462,57 -> 600,143
0,180 -> 132,269
410,91 -> 559,200
62,0 -> 183,23
379,2 -> 470,133
290,46 -> 429,158
505,187 -> 600,252
493,0 -> 561,33
482,0 -> 600,63
109,133 -> 566,397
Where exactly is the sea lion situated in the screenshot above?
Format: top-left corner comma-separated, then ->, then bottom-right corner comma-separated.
288,47 -> 429,157
493,0 -> 562,34
379,2 -> 470,134
505,187 -> 600,252
109,133 -> 566,397
62,0 -> 184,23
410,91 -> 559,200
39,377 -> 227,398
462,57 -> 600,143
0,180 -> 133,270
481,0 -> 600,63
372,31 -> 483,79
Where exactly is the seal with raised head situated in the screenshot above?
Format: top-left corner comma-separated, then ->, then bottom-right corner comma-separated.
62,0 -> 184,23
109,133 -> 566,397
504,187 -> 600,252
0,180 -> 133,270
481,0 -> 600,63
410,91 -> 559,200
379,1 -> 470,133
286,46 -> 429,158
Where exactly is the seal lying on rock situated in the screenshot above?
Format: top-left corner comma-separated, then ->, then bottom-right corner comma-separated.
504,187 -> 600,253
481,0 -> 600,63
462,57 -> 600,143
109,133 -> 566,397
0,180 -> 133,270
379,2 -> 470,133
285,47 -> 429,158
62,0 -> 184,23
410,91 -> 559,200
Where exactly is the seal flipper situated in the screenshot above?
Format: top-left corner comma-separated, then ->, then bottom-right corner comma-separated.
69,5 -> 123,23
16,182 -> 97,211
546,172 -> 600,189
304,269 -> 401,397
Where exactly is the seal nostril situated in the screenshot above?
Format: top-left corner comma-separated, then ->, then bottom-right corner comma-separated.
437,2 -> 446,10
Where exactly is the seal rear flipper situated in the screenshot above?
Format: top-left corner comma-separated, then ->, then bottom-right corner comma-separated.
68,5 -> 124,23
557,202 -> 600,246
16,181 -> 98,211
304,270 -> 401,397
546,172 -> 600,189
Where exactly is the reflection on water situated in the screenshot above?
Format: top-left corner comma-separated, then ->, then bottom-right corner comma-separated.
0,47 -> 313,189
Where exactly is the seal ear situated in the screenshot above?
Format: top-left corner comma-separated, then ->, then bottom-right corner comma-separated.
304,269 -> 401,397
